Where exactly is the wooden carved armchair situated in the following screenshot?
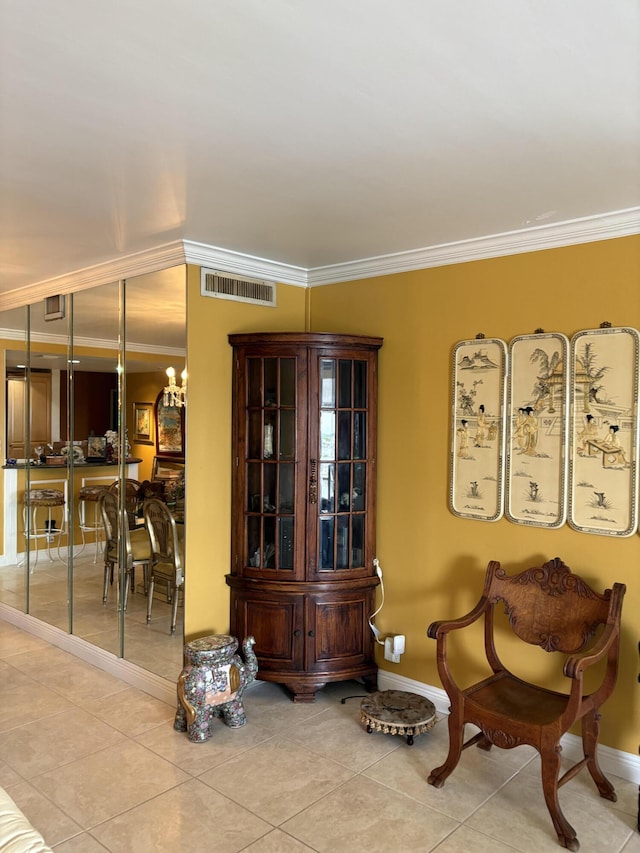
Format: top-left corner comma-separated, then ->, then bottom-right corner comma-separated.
427,557 -> 625,851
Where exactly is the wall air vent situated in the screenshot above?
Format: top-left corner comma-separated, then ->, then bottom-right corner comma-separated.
201,268 -> 276,307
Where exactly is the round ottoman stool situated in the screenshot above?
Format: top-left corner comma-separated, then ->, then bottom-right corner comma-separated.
360,690 -> 437,745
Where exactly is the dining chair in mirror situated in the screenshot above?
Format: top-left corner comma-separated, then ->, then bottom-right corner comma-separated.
99,490 -> 151,608
109,478 -> 142,530
143,497 -> 185,634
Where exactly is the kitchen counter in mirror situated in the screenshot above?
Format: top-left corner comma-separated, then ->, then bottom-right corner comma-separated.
2,458 -> 143,469
1,459 -> 142,566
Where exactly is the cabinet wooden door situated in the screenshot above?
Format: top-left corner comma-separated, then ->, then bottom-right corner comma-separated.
7,373 -> 51,458
229,582 -> 304,673
305,583 -> 378,674
227,332 -> 383,702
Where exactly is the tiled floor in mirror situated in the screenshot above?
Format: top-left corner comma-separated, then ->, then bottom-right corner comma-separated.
0,546 -> 184,680
0,619 -> 637,852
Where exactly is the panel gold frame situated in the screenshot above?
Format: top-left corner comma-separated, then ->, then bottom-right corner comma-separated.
505,332 -> 569,528
449,337 -> 507,521
568,326 -> 639,537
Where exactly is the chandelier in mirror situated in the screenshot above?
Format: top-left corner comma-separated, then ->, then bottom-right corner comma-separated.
163,366 -> 187,407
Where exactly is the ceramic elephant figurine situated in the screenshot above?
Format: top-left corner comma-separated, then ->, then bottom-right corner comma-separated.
174,634 -> 258,743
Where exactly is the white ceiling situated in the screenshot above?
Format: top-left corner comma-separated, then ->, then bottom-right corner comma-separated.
1,0 -> 639,300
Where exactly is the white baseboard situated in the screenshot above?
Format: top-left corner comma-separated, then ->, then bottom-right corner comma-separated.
0,603 -> 176,705
1,607 -> 637,786
377,668 -> 640,785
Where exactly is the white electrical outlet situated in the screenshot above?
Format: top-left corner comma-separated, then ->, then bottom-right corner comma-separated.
384,635 -> 401,663
392,634 -> 405,655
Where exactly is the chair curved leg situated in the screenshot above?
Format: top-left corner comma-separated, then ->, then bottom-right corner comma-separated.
170,588 -> 179,634
540,742 -> 579,851
103,561 -> 112,603
428,706 -> 465,788
146,577 -> 155,623
582,710 -> 616,801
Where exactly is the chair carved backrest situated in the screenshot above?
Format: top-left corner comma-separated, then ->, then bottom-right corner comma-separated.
427,555 -> 626,851
485,556 -> 615,655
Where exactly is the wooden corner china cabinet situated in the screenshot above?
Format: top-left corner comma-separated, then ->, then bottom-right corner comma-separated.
226,332 -> 383,702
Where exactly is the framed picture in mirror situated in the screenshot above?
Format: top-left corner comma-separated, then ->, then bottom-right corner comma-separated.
154,392 -> 185,458
87,436 -> 107,459
133,401 -> 154,444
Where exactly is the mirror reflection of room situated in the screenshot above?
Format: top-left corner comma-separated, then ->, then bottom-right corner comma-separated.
0,267 -> 186,682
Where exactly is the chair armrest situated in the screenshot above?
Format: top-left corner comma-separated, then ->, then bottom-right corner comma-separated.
563,622 -> 619,679
428,597 -> 488,639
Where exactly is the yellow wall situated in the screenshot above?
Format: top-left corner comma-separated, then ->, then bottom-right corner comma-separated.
184,264 -> 308,638
306,234 -> 640,755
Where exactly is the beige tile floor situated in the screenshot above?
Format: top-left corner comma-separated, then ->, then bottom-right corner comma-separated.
0,621 -> 638,852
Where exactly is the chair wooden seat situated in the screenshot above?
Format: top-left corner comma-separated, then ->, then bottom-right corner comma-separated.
466,673 -> 570,728
427,556 -> 625,852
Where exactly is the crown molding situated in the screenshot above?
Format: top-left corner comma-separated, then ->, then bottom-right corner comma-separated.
0,207 -> 637,310
0,241 -> 189,311
306,207 -> 640,286
181,240 -> 307,287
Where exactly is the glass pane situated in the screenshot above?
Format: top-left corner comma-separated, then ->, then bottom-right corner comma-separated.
248,411 -> 261,458
353,411 -> 366,459
354,360 -> 367,408
264,411 -> 276,458
337,463 -> 351,511
320,359 -> 335,407
263,464 -> 276,512
248,463 -> 262,512
319,463 -> 335,513
264,516 -> 275,567
337,411 -> 352,460
279,517 -> 294,569
278,463 -> 294,513
280,358 -> 295,407
351,515 -> 364,567
319,517 -> 334,569
338,359 -> 352,408
247,516 -> 261,566
336,515 -> 349,569
279,409 -> 295,459
264,358 -> 277,407
248,358 -> 262,407
353,462 -> 366,511
320,411 -> 335,460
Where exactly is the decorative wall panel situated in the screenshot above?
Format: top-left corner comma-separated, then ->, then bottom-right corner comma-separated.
450,338 -> 507,521
505,332 -> 569,528
568,326 -> 639,537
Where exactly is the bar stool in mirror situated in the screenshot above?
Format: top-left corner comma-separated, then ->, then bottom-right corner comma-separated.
77,485 -> 107,562
21,488 -> 67,571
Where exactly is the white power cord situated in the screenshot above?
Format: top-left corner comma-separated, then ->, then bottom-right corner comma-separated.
369,557 -> 385,645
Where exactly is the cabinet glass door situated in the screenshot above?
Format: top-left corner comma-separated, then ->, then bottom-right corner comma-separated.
243,354 -> 303,577
315,355 -> 371,576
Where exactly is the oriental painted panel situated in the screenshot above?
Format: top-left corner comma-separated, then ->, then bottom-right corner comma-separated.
505,332 -> 569,528
450,338 -> 507,521
568,326 -> 640,537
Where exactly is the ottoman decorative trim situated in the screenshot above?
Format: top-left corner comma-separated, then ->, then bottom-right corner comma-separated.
360,689 -> 437,745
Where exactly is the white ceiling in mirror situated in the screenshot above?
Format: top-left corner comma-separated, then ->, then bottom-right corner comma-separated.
1,267 -> 185,372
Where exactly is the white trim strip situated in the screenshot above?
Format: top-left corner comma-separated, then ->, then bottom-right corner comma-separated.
307,207 -> 640,286
0,603 -> 176,705
0,605 -> 637,785
0,207 -> 637,310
